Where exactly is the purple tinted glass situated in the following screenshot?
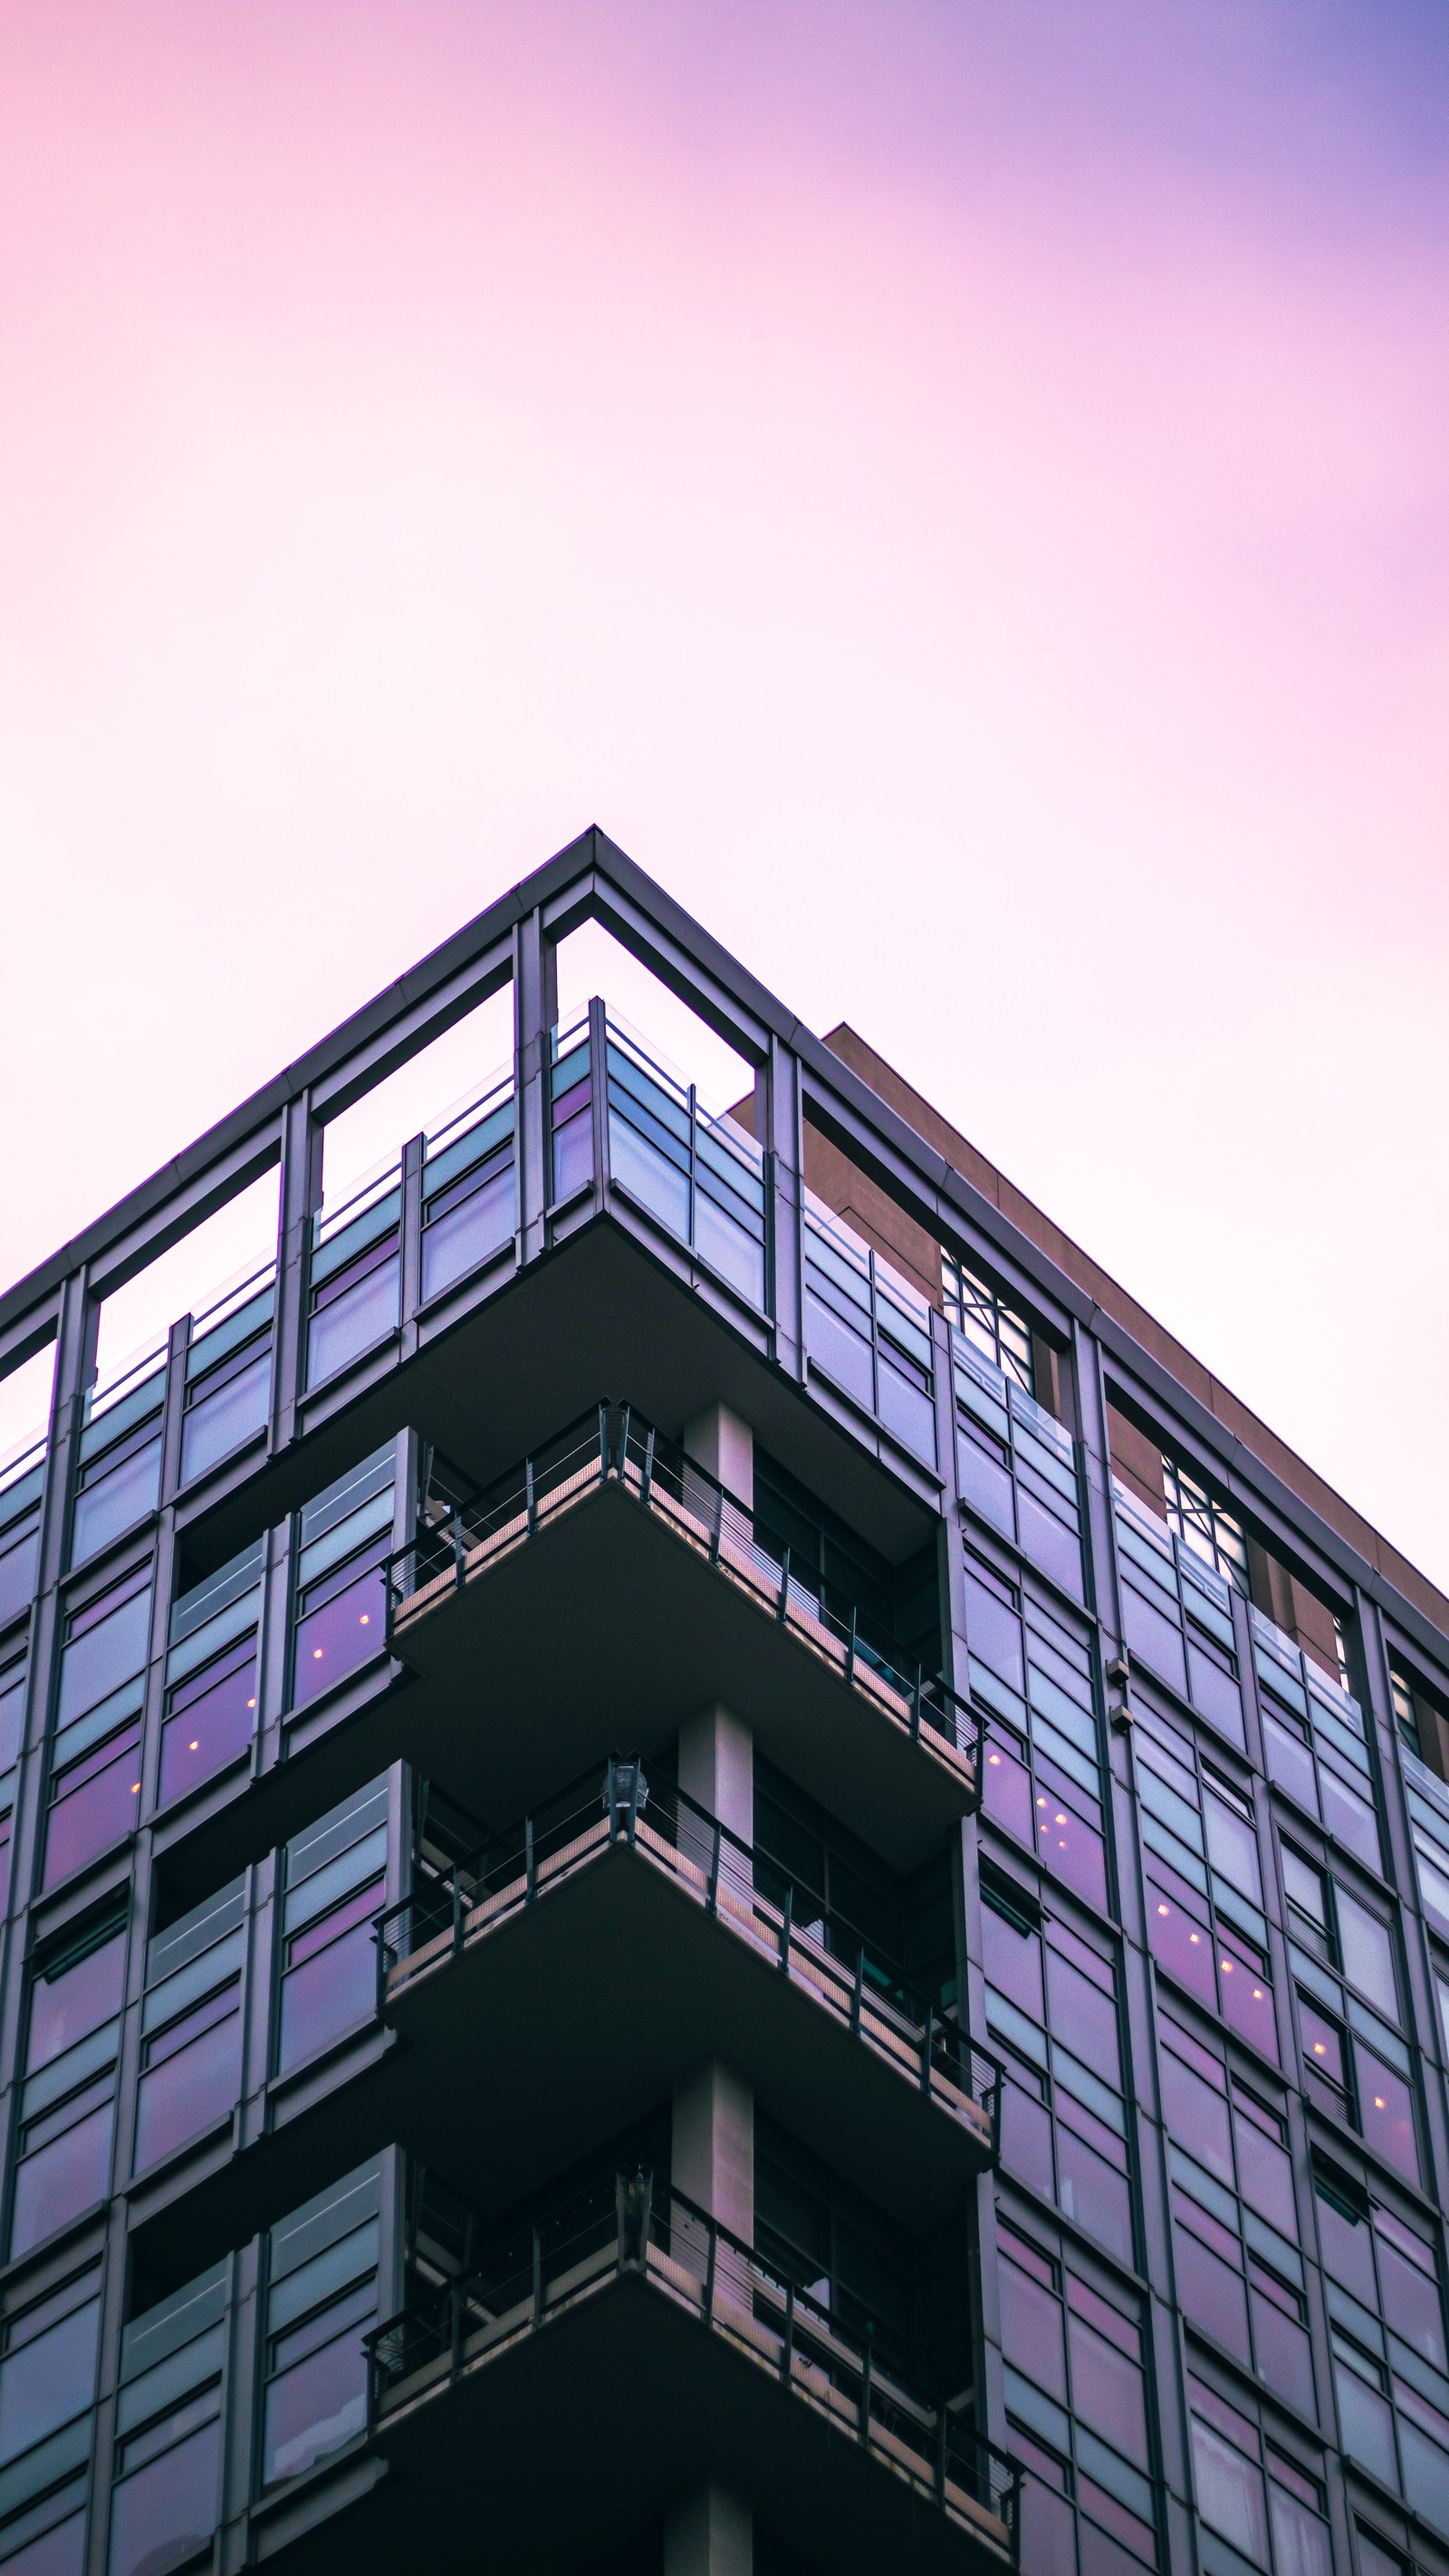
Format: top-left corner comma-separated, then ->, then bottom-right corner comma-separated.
981,1905 -> 1044,2024
1001,2078 -> 1055,2202
1078,2484 -> 1156,2572
43,1731 -> 142,1888
70,1442 -> 162,1567
1333,2361 -> 1396,2486
1252,2292 -> 1316,2417
291,1560 -> 387,1711
0,1522 -> 40,1628
1,2515 -> 86,2576
180,1348 -> 270,1485
276,1909 -> 379,2073
1120,1583 -> 1187,1700
999,2255 -> 1067,2400
1377,2233 -> 1445,2369
10,2102 -> 115,2256
56,1584 -> 150,1730
134,2008 -> 242,2170
420,1166 -> 514,1302
1068,2312 -> 1147,2462
1319,1770 -> 1381,1872
1018,1494 -> 1082,1600
1358,2052 -> 1419,2186
694,1191 -> 764,1309
609,1114 -> 689,1241
0,1825 -> 11,1921
158,1647 -> 256,1807
1147,1881 -> 1218,2010
1298,1999 -> 1346,2091
552,1102 -> 593,1202
1018,2474 -> 1076,2576
1159,2052 -> 1233,2186
964,1567 -> 1025,1697
1187,1645 -> 1245,1747
805,1292 -> 874,1414
0,2296 -> 100,2461
1039,1800 -> 1108,1915
108,2415 -> 219,2576
1262,1715 -> 1319,1819
1268,2485 -> 1331,2576
1046,1952 -> 1118,2081
1192,2416 -> 1269,2563
1219,1947 -> 1278,2060
1233,2113 -> 1296,2237
305,1254 -> 398,1390
28,1932 -> 126,2071
264,2333 -> 367,2485
1057,2127 -> 1133,2265
983,1737 -> 1035,1848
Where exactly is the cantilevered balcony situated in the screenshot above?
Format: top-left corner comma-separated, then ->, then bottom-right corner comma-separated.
374,1759 -> 1000,2223
365,2167 -> 1021,2573
380,1404 -> 981,1865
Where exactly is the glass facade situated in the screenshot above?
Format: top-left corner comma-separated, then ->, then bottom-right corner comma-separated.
0,860 -> 1445,2576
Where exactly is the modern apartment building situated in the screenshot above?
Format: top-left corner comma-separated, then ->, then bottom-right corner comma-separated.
0,828 -> 1446,2576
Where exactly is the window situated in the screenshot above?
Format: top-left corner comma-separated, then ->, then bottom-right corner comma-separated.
0,1654 -> 25,1919
43,1568 -> 151,1889
1158,2009 -> 1311,2413
179,1276 -> 273,1487
275,1781 -> 388,2074
752,1756 -> 956,2011
10,1913 -> 127,2257
1315,2162 -> 1449,2542
1396,1677 -> 1449,1942
160,1543 -> 263,1808
262,2163 -> 379,2486
288,1448 -> 393,1714
1281,1845 -> 1416,2184
998,2214 -> 1157,2573
982,1874 -> 1134,2266
1187,2374 -> 1330,2576
420,1075 -> 515,1302
0,1456 -> 43,1637
1255,1610 -> 1381,1873
969,1552 -> 1108,1916
600,1021 -> 768,1312
754,2117 -> 916,2379
803,1194 -> 935,1464
68,1363 -> 165,1572
953,1331 -> 1082,1601
0,2268 -> 101,2533
108,2264 -> 226,2576
1136,1695 -> 1276,2058
942,1254 -> 1033,1394
1162,1461 -> 1249,1596
133,1881 -> 245,2173
1112,1482 -> 1245,1748
305,1170 -> 400,1389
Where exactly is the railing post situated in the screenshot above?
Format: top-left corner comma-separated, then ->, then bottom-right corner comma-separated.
532,2224 -> 543,2326
782,2281 -> 794,2386
686,1081 -> 697,1254
606,1759 -> 618,1846
525,1812 -> 536,1898
640,1424 -> 656,1511
845,1606 -> 857,1690
777,1545 -> 791,1625
703,2216 -> 716,2322
452,1513 -> 464,1591
936,2403 -> 948,2505
450,2283 -> 464,2377
779,1883 -> 793,1974
851,1945 -> 864,2037
373,1925 -> 385,2017
525,1457 -> 537,1537
452,1870 -> 464,1956
710,1479 -> 723,1566
628,1761 -> 640,1844
707,1821 -> 721,1916
615,2169 -> 628,2269
919,2004 -> 934,2094
911,1664 -> 924,1744
598,1401 -> 609,1483
859,2332 -> 873,2448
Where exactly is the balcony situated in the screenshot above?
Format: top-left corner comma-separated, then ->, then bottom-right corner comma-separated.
366,2167 -> 1021,2574
380,1405 -> 982,1866
374,1759 -> 1000,2223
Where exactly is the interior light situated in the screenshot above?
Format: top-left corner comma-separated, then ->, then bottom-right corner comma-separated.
1374,2097 -> 1386,2110
313,1648 -> 324,1659
1156,1903 -> 1170,1917
1252,1988 -> 1264,2000
1314,2042 -> 1326,2056
189,1740 -> 199,1752
1036,1795 -> 1048,1809
360,1613 -> 369,1626
246,1697 -> 256,1710
988,1753 -> 1001,1766
1221,1959 -> 1233,1973
1054,1812 -> 1066,1825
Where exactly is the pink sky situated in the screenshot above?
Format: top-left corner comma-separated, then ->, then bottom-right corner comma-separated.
2,2 -> 1447,1584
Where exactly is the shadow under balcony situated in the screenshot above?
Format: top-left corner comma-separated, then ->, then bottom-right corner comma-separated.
361,2167 -> 1021,2576
380,1405 -> 980,1869
374,1759 -> 1000,2225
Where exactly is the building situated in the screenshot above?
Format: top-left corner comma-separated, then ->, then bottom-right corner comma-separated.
0,827 -> 1445,2576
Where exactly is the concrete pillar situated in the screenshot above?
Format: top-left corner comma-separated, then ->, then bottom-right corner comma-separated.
664,2477 -> 752,2576
677,1705 -> 753,1849
684,1401 -> 754,1513
672,2060 -> 753,2241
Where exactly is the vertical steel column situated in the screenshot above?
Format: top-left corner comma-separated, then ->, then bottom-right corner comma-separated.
271,1091 -> 320,1452
513,908 -> 556,1270
763,1032 -> 803,1381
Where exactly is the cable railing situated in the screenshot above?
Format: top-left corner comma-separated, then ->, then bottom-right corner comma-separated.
383,1402 -> 984,1788
375,1754 -> 1001,2154
366,2163 -> 1021,2560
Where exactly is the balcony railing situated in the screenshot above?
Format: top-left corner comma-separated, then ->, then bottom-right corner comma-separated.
366,2164 -> 1021,2562
383,1403 -> 984,1788
375,1755 -> 1001,2155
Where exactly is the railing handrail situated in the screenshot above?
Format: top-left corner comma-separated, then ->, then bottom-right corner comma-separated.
364,2160 -> 1022,2547
424,1065 -> 516,1161
602,1014 -> 765,1175
384,1399 -> 984,1761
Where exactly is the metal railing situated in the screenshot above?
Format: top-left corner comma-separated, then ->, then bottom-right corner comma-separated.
384,1403 -> 984,1786
375,1756 -> 1002,2154
366,2164 -> 1021,2560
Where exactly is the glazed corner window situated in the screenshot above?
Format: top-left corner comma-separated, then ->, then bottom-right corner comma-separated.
1162,1457 -> 1249,1596
1188,2374 -> 1331,2576
275,1780 -> 389,2074
997,2216 -> 1156,2574
109,2263 -> 226,2576
11,1911 -> 128,2258
1314,2159 -> 1449,2539
1282,1844 -> 1416,2184
133,1879 -> 245,2173
262,2162 -> 380,2486
0,2264 -> 101,2536
1395,1662 -> 1449,1784
981,1871 -> 1134,2266
942,1253 -> 1033,1396
1136,1696 -> 1275,2058
44,1568 -> 152,1890
160,1543 -> 263,1809
289,1447 -> 394,1713
968,1552 -> 1108,1916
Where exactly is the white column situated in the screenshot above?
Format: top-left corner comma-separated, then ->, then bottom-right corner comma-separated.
664,2476 -> 752,2576
684,1401 -> 754,1512
677,1703 -> 753,1852
671,2059 -> 753,2241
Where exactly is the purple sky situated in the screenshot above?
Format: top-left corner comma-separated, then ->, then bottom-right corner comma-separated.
2,2 -> 1446,1581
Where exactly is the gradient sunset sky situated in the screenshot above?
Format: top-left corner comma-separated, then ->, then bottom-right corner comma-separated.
2,2 -> 1446,1579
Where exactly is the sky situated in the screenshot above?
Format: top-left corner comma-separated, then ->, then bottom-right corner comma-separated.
1,1 -> 1446,1582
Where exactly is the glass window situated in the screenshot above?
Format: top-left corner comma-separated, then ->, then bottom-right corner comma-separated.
754,2118 -> 916,2374
999,2215 -> 1157,2573
1315,2161 -> 1449,2542
1256,1610 -> 1381,1873
11,1916 -> 127,2257
289,1450 -> 393,1715
108,2262 -> 226,2576
305,1175 -> 401,1391
69,1362 -> 165,1572
134,1882 -> 245,2173
0,1651 -> 25,1917
1158,2009 -> 1311,2413
1136,1695 -> 1276,2059
804,1194 -> 935,1464
971,1553 -> 1108,1915
943,1254 -> 1033,1393
0,1445 -> 45,1636
983,1874 -> 1134,2265
1188,2376 -> 1330,2576
275,1781 -> 389,2074
0,2270 -> 101,2524
1162,1461 -> 1249,1596
179,1278 -> 273,1487
1112,1481 -> 1245,1747
1281,1842 -> 1415,2184
160,1543 -> 263,1808
262,2164 -> 379,2486
44,1569 -> 153,1889
952,1329 -> 1082,1600
421,1077 -> 516,1303
603,1024 -> 767,1312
